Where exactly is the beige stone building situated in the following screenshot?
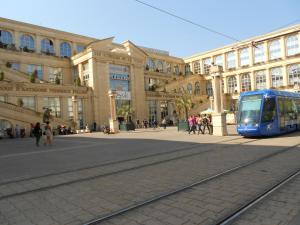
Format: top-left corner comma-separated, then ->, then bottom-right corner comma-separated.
0,17 -> 299,135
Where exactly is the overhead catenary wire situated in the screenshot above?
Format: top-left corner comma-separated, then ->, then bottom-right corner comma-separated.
133,0 -> 241,43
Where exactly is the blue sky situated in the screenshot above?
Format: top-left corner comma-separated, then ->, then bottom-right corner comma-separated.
1,0 -> 299,57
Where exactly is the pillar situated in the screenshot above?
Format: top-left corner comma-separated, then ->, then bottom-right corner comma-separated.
280,36 -> 286,60
210,65 -> 227,136
263,41 -> 269,63
72,96 -> 79,130
14,30 -> 20,49
266,68 -> 271,89
36,35 -> 41,53
249,46 -> 254,67
222,53 -> 227,72
108,90 -> 119,133
54,38 -> 60,56
236,74 -> 241,93
250,71 -> 255,90
282,65 -> 288,87
235,50 -> 239,69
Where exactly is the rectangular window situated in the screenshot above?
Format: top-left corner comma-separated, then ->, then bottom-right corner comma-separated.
286,35 -> 299,56
226,52 -> 235,69
254,44 -> 264,63
262,97 -> 276,123
44,97 -> 61,118
49,67 -> 62,84
10,62 -> 20,71
240,48 -> 249,66
83,62 -> 89,84
203,58 -> 211,74
269,40 -> 281,60
271,67 -> 283,87
67,98 -> 73,119
214,55 -> 223,67
20,96 -> 36,110
27,64 -> 43,80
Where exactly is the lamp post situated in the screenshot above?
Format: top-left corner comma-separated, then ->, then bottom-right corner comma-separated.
108,90 -> 119,133
210,65 -> 228,136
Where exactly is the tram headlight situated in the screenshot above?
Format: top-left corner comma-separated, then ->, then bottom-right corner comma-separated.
244,118 -> 249,123
255,123 -> 259,127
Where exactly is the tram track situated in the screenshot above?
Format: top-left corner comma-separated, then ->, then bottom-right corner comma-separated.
81,143 -> 300,225
215,168 -> 300,225
0,137 -> 256,201
0,136 -> 245,186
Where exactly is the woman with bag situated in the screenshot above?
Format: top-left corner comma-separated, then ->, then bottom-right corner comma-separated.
44,122 -> 53,146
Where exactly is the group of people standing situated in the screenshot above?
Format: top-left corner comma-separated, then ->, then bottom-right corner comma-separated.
33,121 -> 53,147
188,114 -> 213,135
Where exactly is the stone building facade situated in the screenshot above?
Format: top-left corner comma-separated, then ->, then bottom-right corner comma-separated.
0,17 -> 299,134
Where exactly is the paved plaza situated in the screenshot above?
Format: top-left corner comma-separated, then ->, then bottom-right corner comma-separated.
0,127 -> 299,225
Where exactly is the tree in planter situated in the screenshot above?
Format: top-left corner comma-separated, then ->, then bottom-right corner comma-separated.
55,73 -> 61,85
74,77 -> 81,86
117,103 -> 135,123
5,62 -> 11,68
175,90 -> 195,121
29,70 -> 38,83
17,98 -> 24,107
0,71 -> 4,81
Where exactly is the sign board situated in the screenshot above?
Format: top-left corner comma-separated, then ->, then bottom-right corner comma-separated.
116,91 -> 131,100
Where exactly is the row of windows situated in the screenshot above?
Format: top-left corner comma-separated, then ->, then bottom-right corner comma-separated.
0,30 -> 85,57
9,62 -> 63,83
192,34 -> 300,74
146,58 -> 181,74
226,64 -> 300,93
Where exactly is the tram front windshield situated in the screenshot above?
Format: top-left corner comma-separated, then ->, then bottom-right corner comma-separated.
238,94 -> 262,124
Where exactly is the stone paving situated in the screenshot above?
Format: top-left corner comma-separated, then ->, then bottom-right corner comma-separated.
0,127 -> 299,225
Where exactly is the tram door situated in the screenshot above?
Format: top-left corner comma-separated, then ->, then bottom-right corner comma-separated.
277,97 -> 285,131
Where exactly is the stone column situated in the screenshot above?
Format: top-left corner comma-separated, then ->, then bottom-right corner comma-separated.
266,68 -> 271,88
235,50 -> 239,69
223,76 -> 228,93
280,36 -> 286,60
54,39 -> 60,56
250,71 -> 255,90
72,96 -> 79,130
236,74 -> 241,93
36,35 -> 42,53
222,53 -> 226,72
108,90 -> 119,133
282,65 -> 288,87
263,41 -> 269,63
210,65 -> 227,136
14,30 -> 20,49
249,46 -> 254,67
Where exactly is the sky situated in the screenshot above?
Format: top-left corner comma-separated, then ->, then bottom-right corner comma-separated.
1,0 -> 300,57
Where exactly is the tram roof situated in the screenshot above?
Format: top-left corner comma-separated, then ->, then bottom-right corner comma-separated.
240,89 -> 300,98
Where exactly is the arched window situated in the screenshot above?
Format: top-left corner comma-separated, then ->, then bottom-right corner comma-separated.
185,64 -> 191,75
41,38 -> 54,54
193,61 -> 201,74
255,70 -> 266,90
60,42 -> 71,57
288,64 -> 300,85
271,67 -> 283,87
187,83 -> 193,94
228,76 -> 237,93
195,82 -> 200,95
241,73 -> 251,92
156,60 -> 163,72
166,63 -> 172,74
0,30 -> 13,45
206,80 -> 213,96
20,34 -> 35,50
174,65 -> 179,75
286,35 -> 299,56
269,40 -> 281,60
146,58 -> 155,71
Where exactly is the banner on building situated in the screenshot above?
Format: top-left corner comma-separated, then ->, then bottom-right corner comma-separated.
116,91 -> 131,100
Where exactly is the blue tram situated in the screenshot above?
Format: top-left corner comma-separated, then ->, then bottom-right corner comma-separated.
237,89 -> 300,137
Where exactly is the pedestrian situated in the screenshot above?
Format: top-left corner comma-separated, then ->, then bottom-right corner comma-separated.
208,115 -> 213,135
15,124 -> 20,138
202,114 -> 210,134
196,114 -> 203,134
188,115 -> 196,134
44,121 -> 53,146
161,118 -> 167,129
33,122 -> 42,146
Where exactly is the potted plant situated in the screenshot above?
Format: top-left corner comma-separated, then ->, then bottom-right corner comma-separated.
29,70 -> 38,83
55,75 -> 61,85
175,90 -> 195,131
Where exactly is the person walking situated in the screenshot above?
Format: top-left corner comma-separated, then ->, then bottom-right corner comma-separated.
33,122 -> 42,146
44,121 -> 53,146
196,114 -> 203,135
161,118 -> 167,129
15,124 -> 20,138
202,114 -> 210,134
188,115 -> 196,134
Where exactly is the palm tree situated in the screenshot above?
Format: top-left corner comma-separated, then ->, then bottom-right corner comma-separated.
117,103 -> 135,122
175,90 -> 195,121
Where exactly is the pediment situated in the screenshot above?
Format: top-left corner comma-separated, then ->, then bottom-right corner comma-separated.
87,37 -> 115,51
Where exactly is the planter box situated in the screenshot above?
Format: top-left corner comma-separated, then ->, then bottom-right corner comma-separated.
177,121 -> 189,131
120,122 -> 135,131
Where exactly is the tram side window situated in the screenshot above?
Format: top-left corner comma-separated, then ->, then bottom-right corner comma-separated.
284,98 -> 297,121
262,98 -> 276,123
